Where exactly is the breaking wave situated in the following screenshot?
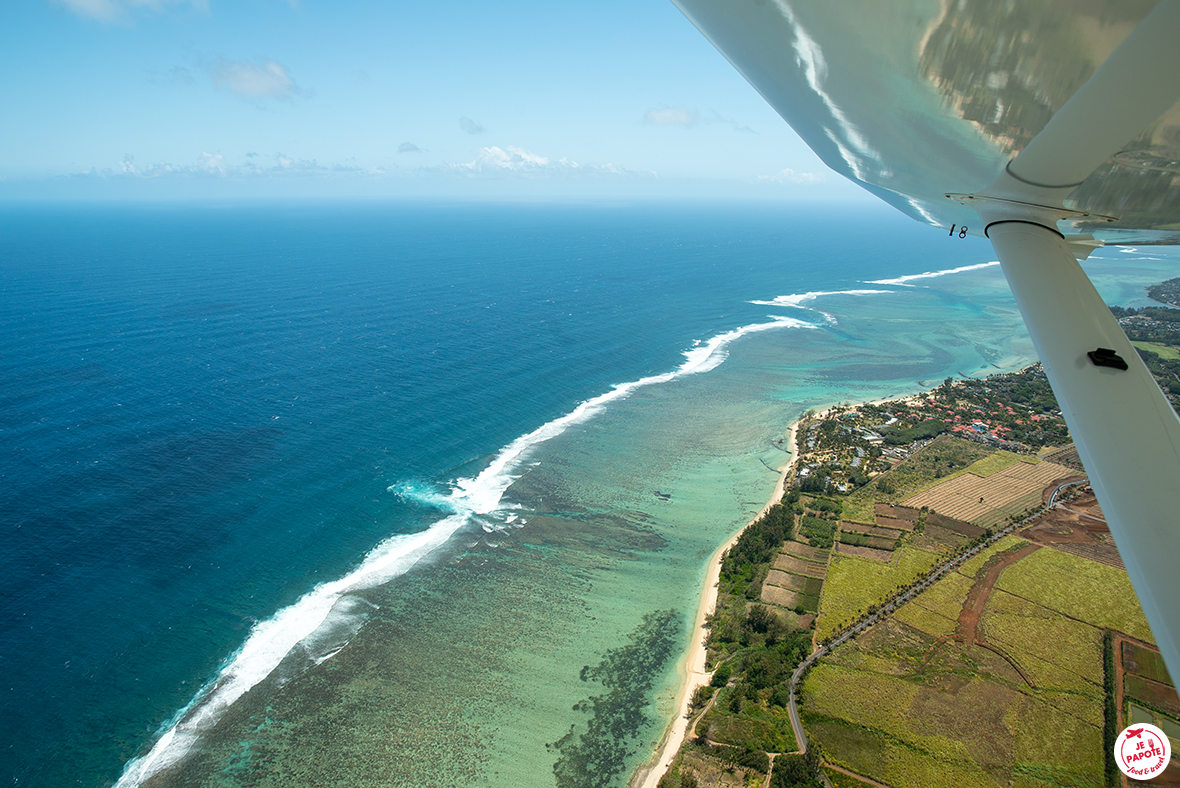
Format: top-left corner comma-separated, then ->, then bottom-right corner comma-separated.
865,261 -> 999,286
113,313 -> 816,787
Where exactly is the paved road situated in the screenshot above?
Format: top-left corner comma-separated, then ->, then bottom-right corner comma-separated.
784,481 -> 1087,759
1048,478 -> 1088,507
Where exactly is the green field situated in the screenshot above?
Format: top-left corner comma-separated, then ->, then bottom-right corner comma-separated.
816,547 -> 941,640
802,637 -> 1106,788
1133,340 -> 1180,360
988,637 -> 1100,697
982,589 -> 1104,685
839,494 -> 876,525
957,535 -> 1030,578
892,570 -> 973,639
1009,693 -> 1104,779
962,450 -> 1040,478
996,548 -> 1155,641
1123,641 -> 1174,685
803,665 -> 922,745
804,712 -> 1005,788
918,569 -> 974,615
801,531 -> 1119,788
893,600 -> 958,640
793,574 -> 825,597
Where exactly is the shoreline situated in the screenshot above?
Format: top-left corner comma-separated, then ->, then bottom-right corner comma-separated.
630,388 -> 943,788
629,376 -> 1008,786
631,418 -> 805,788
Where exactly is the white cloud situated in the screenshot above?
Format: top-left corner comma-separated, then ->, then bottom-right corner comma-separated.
644,107 -> 699,127
196,151 -> 227,175
454,146 -> 554,173
115,151 -> 329,178
757,168 -> 826,185
212,58 -> 301,100
54,0 -> 207,23
447,146 -> 635,179
274,154 -> 323,171
102,146 -> 634,184
459,117 -> 485,135
398,142 -> 422,153
643,106 -> 754,133
119,152 -> 228,177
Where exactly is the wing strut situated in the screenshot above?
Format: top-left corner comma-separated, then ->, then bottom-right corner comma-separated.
950,1 -> 1180,680
981,215 -> 1180,677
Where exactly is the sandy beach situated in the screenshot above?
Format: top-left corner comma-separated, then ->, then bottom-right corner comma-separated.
631,418 -> 805,788
631,391 -> 947,787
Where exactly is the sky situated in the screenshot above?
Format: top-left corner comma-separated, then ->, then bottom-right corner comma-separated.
0,0 -> 871,201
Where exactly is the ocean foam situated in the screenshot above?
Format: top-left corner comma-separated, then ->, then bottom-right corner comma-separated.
113,313 -> 815,788
749,289 -> 892,308
865,261 -> 999,286
114,512 -> 468,788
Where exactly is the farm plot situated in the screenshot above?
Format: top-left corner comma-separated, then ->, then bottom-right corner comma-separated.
902,460 -> 1073,524
817,546 -> 941,639
971,490 -> 1044,530
980,589 -> 1104,685
763,569 -> 823,596
995,547 -> 1154,641
1122,640 -> 1174,686
875,502 -> 921,522
840,494 -> 877,525
876,435 -> 995,500
958,535 -> 1029,577
840,521 -> 905,539
783,541 -> 829,563
893,601 -> 957,640
835,543 -> 893,562
926,511 -> 984,537
1041,444 -> 1083,466
1125,675 -> 1180,718
961,450 -> 1036,477
1008,692 -> 1104,781
761,585 -> 802,608
803,665 -> 1021,788
838,531 -> 897,551
803,715 -> 1005,788
804,630 -> 1104,788
875,516 -> 916,532
910,523 -> 969,553
773,552 -> 828,579
801,665 -> 920,747
892,570 -> 974,640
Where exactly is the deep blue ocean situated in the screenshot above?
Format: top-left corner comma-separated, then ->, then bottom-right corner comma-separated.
3,200 -> 1165,788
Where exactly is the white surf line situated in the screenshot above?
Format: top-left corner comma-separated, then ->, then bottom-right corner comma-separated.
113,313 -> 817,788
748,289 -> 893,308
865,260 -> 999,286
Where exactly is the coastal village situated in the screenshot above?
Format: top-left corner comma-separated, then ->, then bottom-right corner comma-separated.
650,286 -> 1180,788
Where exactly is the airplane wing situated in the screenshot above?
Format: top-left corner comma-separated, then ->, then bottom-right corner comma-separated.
671,0 -> 1180,682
